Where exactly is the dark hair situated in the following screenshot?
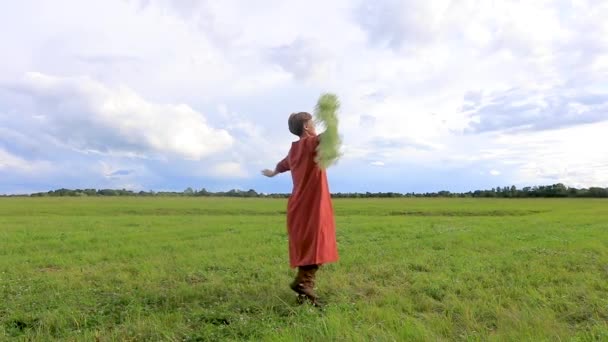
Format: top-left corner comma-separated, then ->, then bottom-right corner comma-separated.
288,112 -> 313,136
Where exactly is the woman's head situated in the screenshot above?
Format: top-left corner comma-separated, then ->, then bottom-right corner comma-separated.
288,112 -> 316,137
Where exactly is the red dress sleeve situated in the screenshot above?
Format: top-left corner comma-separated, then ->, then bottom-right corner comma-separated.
275,156 -> 290,173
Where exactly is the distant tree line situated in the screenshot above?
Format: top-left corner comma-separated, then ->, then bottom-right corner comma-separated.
333,184 -> 608,198
24,188 -> 280,198
1,183 -> 606,198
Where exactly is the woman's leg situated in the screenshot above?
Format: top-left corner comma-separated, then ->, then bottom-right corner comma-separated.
290,264 -> 320,305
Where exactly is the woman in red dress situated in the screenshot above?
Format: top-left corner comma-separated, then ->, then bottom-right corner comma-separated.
262,112 -> 339,306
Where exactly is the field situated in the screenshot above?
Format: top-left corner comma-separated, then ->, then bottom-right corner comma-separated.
1,197 -> 607,341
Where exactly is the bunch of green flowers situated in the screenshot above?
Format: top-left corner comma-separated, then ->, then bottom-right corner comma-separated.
314,93 -> 342,169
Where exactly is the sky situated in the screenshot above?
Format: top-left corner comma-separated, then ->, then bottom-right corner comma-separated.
1,0 -> 607,194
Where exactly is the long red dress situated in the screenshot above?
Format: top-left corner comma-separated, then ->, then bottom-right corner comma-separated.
276,134 -> 339,268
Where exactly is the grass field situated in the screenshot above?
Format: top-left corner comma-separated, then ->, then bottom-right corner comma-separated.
1,197 -> 607,341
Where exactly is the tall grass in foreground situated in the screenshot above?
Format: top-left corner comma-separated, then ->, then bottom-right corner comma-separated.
0,198 -> 607,341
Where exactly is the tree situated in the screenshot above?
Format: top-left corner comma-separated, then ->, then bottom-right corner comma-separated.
589,187 -> 608,198
245,189 -> 258,197
195,188 -> 209,196
22,184 -> 608,199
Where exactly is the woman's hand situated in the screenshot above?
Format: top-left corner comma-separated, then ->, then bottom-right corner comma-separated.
261,169 -> 277,177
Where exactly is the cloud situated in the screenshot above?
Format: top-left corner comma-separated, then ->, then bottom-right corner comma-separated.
353,0 -> 585,57
490,170 -> 501,176
75,54 -> 141,65
4,72 -> 233,160
100,161 -> 135,179
371,161 -> 385,167
209,162 -> 247,179
0,147 -> 48,173
359,114 -> 376,127
355,0 -> 448,50
370,136 -> 440,152
268,38 -> 333,81
1,0 -> 608,193
109,170 -> 133,177
451,120 -> 608,188
464,87 -> 608,133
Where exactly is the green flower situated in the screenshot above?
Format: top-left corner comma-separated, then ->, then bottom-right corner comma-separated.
314,93 -> 342,169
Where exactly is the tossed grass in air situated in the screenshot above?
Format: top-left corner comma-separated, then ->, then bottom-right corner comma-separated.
314,93 -> 342,169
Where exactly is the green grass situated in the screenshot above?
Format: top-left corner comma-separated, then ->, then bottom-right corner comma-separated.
1,197 -> 607,341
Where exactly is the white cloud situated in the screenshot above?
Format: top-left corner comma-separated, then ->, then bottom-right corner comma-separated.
464,86 -> 608,133
0,148 -> 30,171
7,72 -> 233,160
209,162 -> 248,179
371,161 -> 385,167
0,148 -> 51,173
493,121 -> 608,188
490,170 -> 501,176
1,0 -> 607,192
